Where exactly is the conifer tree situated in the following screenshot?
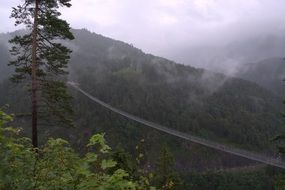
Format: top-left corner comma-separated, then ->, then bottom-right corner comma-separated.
9,0 -> 74,147
154,146 -> 182,190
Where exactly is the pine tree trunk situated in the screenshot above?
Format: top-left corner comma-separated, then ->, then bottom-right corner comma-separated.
31,0 -> 39,148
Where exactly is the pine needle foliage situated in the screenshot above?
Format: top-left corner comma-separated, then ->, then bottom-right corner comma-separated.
9,0 -> 75,146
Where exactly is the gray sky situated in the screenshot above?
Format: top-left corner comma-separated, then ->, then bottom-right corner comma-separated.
1,0 -> 285,72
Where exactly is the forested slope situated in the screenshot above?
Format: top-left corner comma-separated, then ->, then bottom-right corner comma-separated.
0,29 -> 284,171
237,57 -> 285,95
69,29 -> 284,149
0,39 -> 11,81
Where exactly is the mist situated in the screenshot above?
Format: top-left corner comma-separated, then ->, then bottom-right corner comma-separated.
1,0 -> 285,75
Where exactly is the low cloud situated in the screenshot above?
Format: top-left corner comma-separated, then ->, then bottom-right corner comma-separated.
1,0 -> 285,74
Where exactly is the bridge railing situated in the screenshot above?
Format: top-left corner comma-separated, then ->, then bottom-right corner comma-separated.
68,82 -> 285,169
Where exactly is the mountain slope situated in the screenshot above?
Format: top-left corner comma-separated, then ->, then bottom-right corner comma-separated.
0,29 -> 284,171
168,34 -> 285,75
0,42 -> 11,81
67,29 -> 284,150
236,57 -> 285,95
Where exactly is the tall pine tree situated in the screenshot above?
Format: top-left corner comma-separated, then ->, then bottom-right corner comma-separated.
9,0 -> 74,147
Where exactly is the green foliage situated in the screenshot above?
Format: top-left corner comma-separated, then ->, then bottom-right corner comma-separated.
275,175 -> 285,190
1,29 -> 284,170
67,29 -> 284,154
272,77 -> 285,190
9,0 -> 74,126
0,110 -> 34,190
110,146 -> 136,176
1,29 -> 285,187
87,133 -> 111,153
0,42 -> 11,81
185,169 -> 275,190
153,146 -> 182,190
0,111 -> 155,190
111,140 -> 159,190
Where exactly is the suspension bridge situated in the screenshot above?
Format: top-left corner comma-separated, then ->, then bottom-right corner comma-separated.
68,81 -> 285,169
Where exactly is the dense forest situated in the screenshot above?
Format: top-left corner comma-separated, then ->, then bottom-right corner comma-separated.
1,28 -> 285,189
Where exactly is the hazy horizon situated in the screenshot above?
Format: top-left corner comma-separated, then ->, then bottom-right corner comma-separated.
1,0 -> 285,74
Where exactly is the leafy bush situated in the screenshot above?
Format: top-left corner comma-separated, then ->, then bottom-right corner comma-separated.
0,110 -> 155,190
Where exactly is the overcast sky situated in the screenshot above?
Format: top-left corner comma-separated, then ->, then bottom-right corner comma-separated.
1,0 -> 285,72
